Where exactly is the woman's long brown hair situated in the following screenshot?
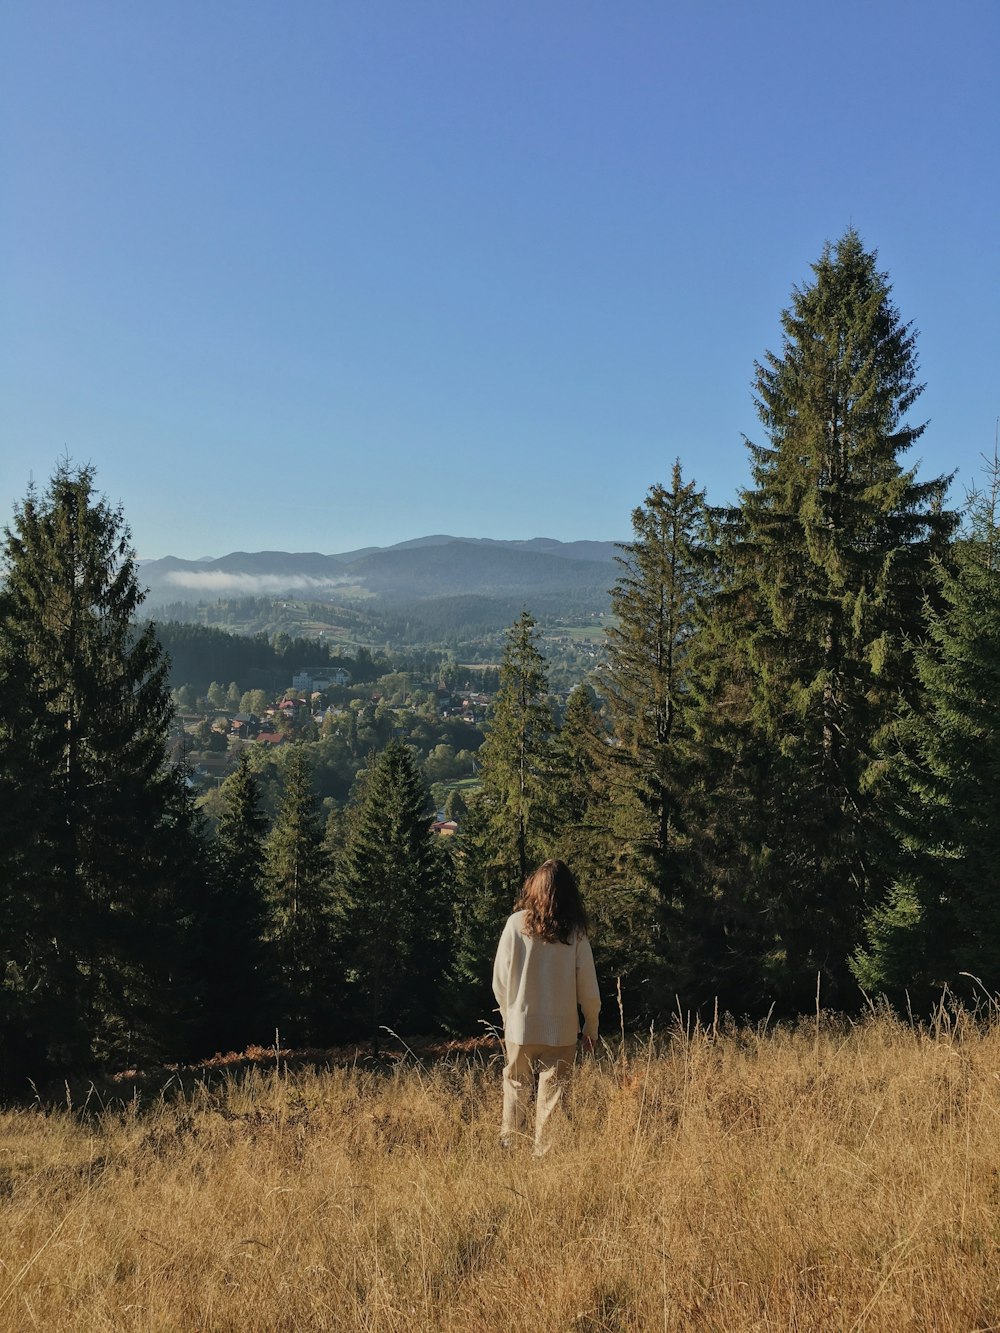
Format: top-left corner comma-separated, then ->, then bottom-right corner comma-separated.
516,859 -> 589,944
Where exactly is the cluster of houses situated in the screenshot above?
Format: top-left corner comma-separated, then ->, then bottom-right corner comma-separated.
221,685 -> 491,750
180,668 -> 490,835
184,664 -> 494,754
440,690 -> 491,725
223,666 -> 356,746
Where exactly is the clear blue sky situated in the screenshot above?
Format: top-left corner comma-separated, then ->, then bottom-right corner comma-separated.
3,1 -> 998,559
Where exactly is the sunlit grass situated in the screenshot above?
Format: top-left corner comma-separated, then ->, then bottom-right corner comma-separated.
3,1008 -> 1000,1330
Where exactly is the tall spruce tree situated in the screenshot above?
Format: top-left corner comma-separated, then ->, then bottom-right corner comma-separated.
446,793 -> 508,1033
603,467 -> 714,866
0,462 -> 205,1083
710,231 -> 957,1009
197,750 -> 276,1054
337,740 -> 449,1044
854,453 -> 1000,1002
0,582 -> 40,1085
548,683 -> 614,887
265,745 -> 333,1043
474,609 -> 555,884
450,612 -> 555,1026
546,683 -> 644,995
595,465 -> 715,1010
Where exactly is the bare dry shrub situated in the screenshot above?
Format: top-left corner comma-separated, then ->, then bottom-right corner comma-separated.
3,1011 -> 1000,1330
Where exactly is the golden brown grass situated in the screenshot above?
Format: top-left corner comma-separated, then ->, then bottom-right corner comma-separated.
3,1009 -> 1000,1331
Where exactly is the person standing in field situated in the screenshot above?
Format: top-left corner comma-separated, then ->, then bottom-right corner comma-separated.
492,859 -> 601,1155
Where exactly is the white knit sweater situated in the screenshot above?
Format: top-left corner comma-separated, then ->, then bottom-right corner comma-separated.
492,910 -> 601,1046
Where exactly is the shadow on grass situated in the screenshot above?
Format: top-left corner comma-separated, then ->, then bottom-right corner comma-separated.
12,1033 -> 503,1114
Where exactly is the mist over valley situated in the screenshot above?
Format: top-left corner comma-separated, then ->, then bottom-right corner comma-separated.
140,534 -> 620,610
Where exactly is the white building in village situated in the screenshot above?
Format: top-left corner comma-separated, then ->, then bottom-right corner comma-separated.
291,666 -> 352,693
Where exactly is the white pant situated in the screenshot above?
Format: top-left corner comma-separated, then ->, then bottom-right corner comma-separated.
501,1041 -> 577,1155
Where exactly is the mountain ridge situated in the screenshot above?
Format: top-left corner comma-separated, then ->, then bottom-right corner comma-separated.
139,535 -> 621,607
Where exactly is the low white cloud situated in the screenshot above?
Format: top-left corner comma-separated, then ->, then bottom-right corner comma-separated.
164,571 -> 353,595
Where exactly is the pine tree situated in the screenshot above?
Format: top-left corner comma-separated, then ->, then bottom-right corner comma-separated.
197,751 -> 276,1054
337,740 -> 450,1044
545,683 -> 648,1004
0,462 -> 206,1082
548,684 -> 610,873
710,231 -> 957,1008
475,610 -> 555,884
0,584 -> 41,1084
854,452 -> 1000,1002
588,465 -> 717,1011
443,787 -> 467,823
448,612 -> 556,1028
603,466 -> 715,868
446,792 -> 513,1033
323,802 -> 346,866
265,745 -> 333,1043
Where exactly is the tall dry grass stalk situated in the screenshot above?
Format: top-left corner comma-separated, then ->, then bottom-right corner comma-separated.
3,1008 -> 1000,1330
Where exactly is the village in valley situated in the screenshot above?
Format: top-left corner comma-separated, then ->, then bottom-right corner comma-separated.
172,653 -> 508,831
156,589 -> 609,833
176,672 -> 482,813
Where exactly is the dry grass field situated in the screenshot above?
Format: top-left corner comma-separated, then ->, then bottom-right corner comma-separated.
3,1007 -> 1000,1331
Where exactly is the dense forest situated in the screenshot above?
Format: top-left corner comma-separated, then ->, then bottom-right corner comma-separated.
2,230 -> 998,1094
152,620 -> 389,694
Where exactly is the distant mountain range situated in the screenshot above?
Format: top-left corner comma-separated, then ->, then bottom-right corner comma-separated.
139,535 -> 622,607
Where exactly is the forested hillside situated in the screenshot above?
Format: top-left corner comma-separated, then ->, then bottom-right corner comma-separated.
152,590 -> 606,653
3,230 -> 999,1095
